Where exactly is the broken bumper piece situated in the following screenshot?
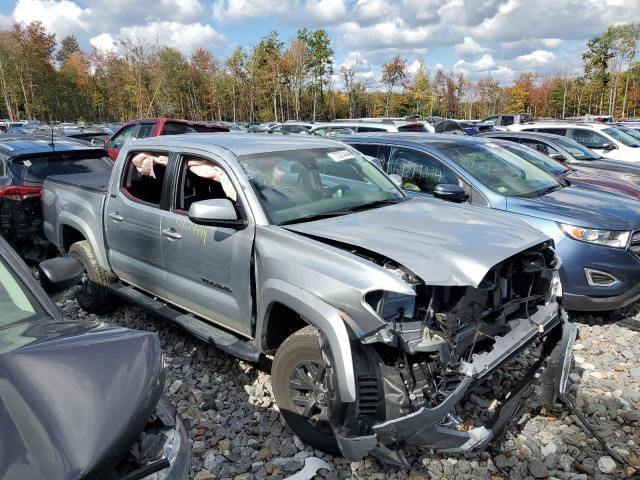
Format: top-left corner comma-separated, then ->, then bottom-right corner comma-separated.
336,308 -> 577,464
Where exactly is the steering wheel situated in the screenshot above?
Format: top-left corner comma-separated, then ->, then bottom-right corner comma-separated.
322,184 -> 350,198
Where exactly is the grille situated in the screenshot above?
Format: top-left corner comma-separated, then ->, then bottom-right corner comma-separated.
357,375 -> 380,418
630,230 -> 640,256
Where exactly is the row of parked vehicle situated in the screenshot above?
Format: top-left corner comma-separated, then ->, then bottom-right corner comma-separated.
1,114 -> 637,476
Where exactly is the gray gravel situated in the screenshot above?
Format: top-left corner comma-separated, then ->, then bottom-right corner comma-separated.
57,294 -> 640,480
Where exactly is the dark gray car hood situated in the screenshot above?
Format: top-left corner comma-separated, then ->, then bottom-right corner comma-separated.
285,198 -> 549,288
0,320 -> 163,480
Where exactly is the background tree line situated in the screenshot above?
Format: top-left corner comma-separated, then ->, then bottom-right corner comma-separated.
0,22 -> 639,123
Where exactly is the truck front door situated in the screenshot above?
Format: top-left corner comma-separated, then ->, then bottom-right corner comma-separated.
105,149 -> 170,297
160,153 -> 254,337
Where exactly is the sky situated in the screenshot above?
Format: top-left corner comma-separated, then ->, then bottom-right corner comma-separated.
1,0 -> 640,86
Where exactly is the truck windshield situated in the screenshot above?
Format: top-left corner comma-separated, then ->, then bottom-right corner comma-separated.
8,152 -> 113,185
443,143 -> 562,198
239,147 -> 406,225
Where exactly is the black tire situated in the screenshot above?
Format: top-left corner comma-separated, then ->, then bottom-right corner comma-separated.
272,326 -> 340,455
68,240 -> 115,313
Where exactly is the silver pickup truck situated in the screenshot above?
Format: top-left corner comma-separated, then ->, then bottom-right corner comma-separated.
42,134 -> 575,465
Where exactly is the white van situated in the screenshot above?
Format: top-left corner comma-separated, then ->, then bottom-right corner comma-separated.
509,122 -> 640,162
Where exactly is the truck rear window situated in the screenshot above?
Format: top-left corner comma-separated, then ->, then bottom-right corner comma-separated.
8,153 -> 113,185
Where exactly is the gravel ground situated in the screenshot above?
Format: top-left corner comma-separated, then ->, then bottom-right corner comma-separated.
58,294 -> 640,480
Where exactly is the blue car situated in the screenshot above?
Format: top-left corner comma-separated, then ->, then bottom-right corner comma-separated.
343,133 -> 640,311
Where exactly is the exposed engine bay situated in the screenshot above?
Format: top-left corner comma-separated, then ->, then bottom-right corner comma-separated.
322,242 -> 572,465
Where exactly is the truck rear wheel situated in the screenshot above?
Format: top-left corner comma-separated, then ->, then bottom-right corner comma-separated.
271,326 -> 340,455
68,240 -> 115,313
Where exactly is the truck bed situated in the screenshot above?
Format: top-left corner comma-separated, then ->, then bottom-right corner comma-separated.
43,171 -> 110,268
46,171 -> 111,193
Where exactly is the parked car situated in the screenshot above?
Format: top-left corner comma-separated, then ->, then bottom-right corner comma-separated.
508,122 -> 640,162
105,118 -> 229,160
42,133 -> 573,463
434,119 -> 496,135
309,120 -> 428,136
343,133 -> 640,311
0,234 -> 190,479
481,113 -> 533,130
0,135 -> 113,261
478,131 -> 640,185
489,138 -> 640,200
266,122 -> 315,134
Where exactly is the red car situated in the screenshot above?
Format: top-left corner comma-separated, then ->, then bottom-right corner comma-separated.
105,118 -> 229,160
494,140 -> 640,200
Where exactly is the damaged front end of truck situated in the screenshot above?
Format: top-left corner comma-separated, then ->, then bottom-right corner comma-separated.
322,241 -> 575,465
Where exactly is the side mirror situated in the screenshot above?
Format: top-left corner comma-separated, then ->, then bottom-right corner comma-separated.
601,142 -> 616,151
38,257 -> 83,294
433,184 -> 468,203
549,153 -> 567,162
388,173 -> 402,186
188,199 -> 248,229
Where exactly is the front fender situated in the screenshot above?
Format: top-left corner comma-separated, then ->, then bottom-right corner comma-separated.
257,278 -> 356,403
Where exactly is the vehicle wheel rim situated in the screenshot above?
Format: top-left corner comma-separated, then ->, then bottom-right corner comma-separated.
288,361 -> 333,434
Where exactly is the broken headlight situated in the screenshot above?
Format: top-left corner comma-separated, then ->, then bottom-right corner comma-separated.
366,290 -> 416,322
558,223 -> 630,248
551,269 -> 563,300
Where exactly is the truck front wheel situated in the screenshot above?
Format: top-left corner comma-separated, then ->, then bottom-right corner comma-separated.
68,240 -> 115,313
271,326 -> 340,455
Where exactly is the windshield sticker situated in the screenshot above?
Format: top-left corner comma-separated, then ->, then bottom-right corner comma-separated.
23,160 -> 32,167
328,150 -> 355,161
497,186 -> 508,193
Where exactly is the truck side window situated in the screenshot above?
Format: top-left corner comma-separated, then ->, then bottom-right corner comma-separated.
108,124 -> 137,149
121,151 -> 169,207
136,123 -> 154,139
175,155 -> 237,212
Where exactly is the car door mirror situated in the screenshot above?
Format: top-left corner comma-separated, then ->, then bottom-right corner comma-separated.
601,142 -> 616,150
433,184 -> 468,203
188,199 -> 248,229
548,153 -> 567,162
388,173 -> 402,186
38,257 -> 83,294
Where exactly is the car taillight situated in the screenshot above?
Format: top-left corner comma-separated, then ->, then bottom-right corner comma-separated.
0,185 -> 42,201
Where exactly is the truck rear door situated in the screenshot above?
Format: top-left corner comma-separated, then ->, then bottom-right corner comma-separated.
105,149 -> 170,297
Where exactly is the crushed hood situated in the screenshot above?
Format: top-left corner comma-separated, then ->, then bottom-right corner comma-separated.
0,320 -> 164,480
285,198 -> 549,288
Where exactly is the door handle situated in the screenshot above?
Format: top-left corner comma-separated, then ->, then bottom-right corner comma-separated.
108,211 -> 124,222
162,228 -> 182,240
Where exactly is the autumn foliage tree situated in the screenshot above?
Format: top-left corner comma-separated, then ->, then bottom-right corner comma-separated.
1,21 -> 640,122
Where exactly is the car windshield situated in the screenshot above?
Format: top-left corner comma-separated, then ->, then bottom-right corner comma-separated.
238,147 -> 406,225
553,136 -> 601,160
8,152 -> 113,185
617,126 -> 640,141
499,143 -> 569,175
602,127 -> 640,147
0,257 -> 44,332
443,143 -> 562,197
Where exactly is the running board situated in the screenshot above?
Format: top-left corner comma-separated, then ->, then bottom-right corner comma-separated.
110,284 -> 261,362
